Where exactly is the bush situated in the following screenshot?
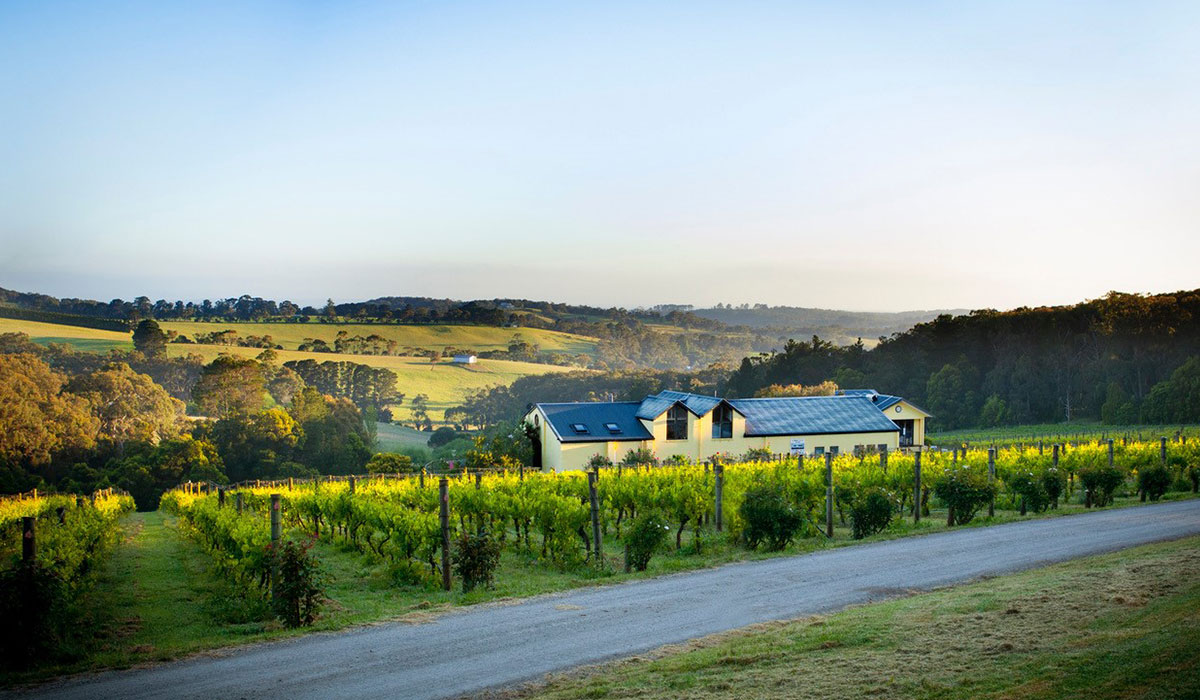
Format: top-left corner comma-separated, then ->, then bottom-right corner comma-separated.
1007,471 -> 1049,514
452,531 -> 502,593
366,452 -> 414,474
742,447 -> 773,462
933,465 -> 996,525
1079,465 -> 1125,507
1138,465 -> 1172,502
624,512 -> 669,571
850,489 -> 893,539
1041,467 -> 1066,507
269,538 -> 325,628
621,448 -> 657,467
740,484 -> 802,551
586,454 -> 613,469
663,454 -> 689,466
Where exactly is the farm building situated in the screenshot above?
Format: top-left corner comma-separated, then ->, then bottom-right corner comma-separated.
524,389 -> 931,471
452,354 -> 478,364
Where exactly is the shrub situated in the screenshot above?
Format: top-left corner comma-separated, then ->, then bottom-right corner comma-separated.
932,465 -> 996,525
452,531 -> 502,593
366,452 -> 414,474
624,512 -> 669,571
742,447 -> 773,462
1079,465 -> 1125,507
269,538 -> 325,628
621,448 -> 657,467
740,484 -> 802,551
1138,464 -> 1172,502
1041,467 -> 1066,507
1007,471 -> 1049,514
586,454 -> 613,469
850,489 -> 893,539
664,454 -> 690,466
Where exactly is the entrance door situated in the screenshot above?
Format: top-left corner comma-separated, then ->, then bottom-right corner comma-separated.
897,420 -> 914,447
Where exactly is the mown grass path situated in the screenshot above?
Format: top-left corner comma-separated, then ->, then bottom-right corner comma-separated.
18,499 -> 1200,700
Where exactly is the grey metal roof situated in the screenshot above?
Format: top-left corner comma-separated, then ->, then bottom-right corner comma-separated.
727,395 -> 901,437
535,402 -> 653,443
873,394 -> 903,410
839,388 -> 932,417
636,390 -> 723,419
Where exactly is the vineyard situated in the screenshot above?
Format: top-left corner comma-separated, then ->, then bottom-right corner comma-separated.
161,437 -> 1200,613
1,489 -> 135,667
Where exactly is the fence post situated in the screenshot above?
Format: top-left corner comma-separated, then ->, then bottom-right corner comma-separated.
56,506 -> 66,524
218,488 -> 226,508
236,492 -> 243,515
349,475 -> 356,494
880,448 -> 887,474
588,471 -> 602,564
1161,437 -> 1167,466
825,452 -> 834,538
439,478 -> 451,592
913,451 -> 922,523
714,463 -> 724,532
22,517 -> 35,562
474,473 -> 482,490
987,448 -> 996,518
519,464 -> 525,480
269,494 -> 281,599
420,469 -> 426,489
1107,439 -> 1114,469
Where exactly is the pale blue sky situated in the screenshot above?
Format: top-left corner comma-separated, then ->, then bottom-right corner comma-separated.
2,1 -> 1198,310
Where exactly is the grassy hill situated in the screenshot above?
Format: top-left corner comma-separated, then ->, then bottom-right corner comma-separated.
0,318 -> 572,423
157,320 -> 597,356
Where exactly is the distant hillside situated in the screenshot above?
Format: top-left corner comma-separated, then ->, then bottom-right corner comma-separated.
688,305 -> 966,339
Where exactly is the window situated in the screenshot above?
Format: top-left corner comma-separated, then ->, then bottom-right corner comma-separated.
814,446 -> 825,456
666,405 -> 688,440
571,423 -> 589,435
605,422 -> 622,434
829,446 -> 839,456
712,404 -> 733,439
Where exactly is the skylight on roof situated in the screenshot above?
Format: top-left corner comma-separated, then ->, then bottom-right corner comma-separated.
605,422 -> 622,434
571,423 -> 589,434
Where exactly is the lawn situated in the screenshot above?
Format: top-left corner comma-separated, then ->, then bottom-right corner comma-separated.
157,320 -> 598,357
509,535 -> 1200,700
374,422 -> 436,452
0,318 -> 133,353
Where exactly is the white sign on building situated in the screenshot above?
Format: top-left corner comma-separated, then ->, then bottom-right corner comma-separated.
789,438 -> 806,455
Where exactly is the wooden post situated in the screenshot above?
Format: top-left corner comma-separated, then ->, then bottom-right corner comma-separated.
987,448 -> 995,518
349,475 -> 356,494
880,448 -> 887,474
235,492 -> 243,515
913,451 -> 922,523
714,463 -> 724,532
1161,437 -> 1167,466
439,478 -> 451,591
825,452 -> 834,538
420,469 -> 426,489
270,494 -> 281,598
474,473 -> 482,490
22,517 -> 35,562
218,488 -> 226,508
1107,439 -> 1114,469
288,477 -> 294,491
519,464 -> 525,480
56,506 -> 66,524
588,471 -> 601,564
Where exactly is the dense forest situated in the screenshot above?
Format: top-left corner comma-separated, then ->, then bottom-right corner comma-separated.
722,290 -> 1200,429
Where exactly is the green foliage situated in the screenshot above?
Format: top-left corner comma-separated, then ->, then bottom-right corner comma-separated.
1007,471 -> 1050,513
926,362 -> 978,431
268,537 -> 325,627
1142,356 -> 1200,424
0,562 -> 67,668
979,394 -> 1010,427
451,530 -> 502,593
621,447 -> 657,467
1041,467 -> 1066,506
1138,465 -> 1172,502
191,354 -> 268,418
741,447 -> 774,462
428,426 -> 463,448
586,454 -> 613,469
932,464 -> 996,525
131,319 -> 168,358
624,511 -> 669,571
1078,465 -> 1125,507
739,484 -> 802,551
365,452 -> 414,474
849,488 -> 893,539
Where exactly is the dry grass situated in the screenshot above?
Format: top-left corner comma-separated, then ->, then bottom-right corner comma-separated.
492,537 -> 1200,700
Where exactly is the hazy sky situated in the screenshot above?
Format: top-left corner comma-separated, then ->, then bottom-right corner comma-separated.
2,1 -> 1198,311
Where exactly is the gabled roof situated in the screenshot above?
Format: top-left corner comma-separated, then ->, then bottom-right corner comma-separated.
838,388 -> 932,417
533,402 -> 654,443
727,395 -> 900,437
636,390 -> 725,419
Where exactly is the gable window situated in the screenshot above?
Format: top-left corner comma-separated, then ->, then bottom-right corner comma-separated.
712,404 -> 733,439
666,405 -> 688,440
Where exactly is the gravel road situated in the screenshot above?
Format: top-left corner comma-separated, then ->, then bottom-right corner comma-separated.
15,499 -> 1200,700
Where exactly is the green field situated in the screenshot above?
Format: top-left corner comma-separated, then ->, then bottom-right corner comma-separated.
0,318 -> 574,423
157,320 -> 598,356
374,422 -> 437,452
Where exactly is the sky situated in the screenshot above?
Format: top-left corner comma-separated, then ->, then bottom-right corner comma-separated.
1,1 -> 1198,312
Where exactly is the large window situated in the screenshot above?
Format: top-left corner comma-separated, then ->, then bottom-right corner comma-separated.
712,403 -> 733,439
666,405 -> 688,440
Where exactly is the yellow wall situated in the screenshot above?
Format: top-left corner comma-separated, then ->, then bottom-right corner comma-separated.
886,400 -> 929,446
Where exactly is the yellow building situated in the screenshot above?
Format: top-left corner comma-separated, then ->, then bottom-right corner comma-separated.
525,389 -> 930,472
